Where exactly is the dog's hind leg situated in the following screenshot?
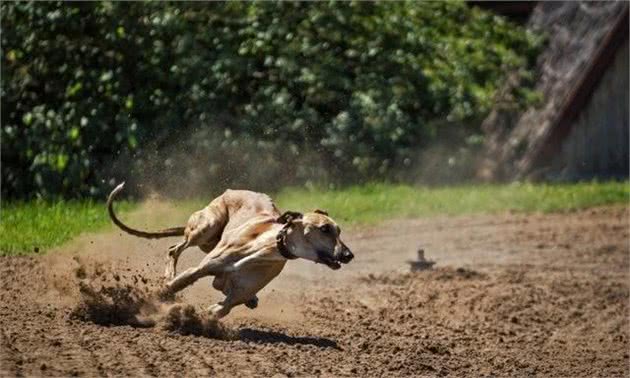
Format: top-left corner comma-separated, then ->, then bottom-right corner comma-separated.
207,292 -> 258,318
165,197 -> 228,278
208,263 -> 286,317
163,198 -> 228,279
207,275 -> 265,318
164,239 -> 190,280
210,273 -> 257,309
208,296 -> 239,319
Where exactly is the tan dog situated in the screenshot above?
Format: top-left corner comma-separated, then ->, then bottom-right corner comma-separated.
107,183 -> 353,318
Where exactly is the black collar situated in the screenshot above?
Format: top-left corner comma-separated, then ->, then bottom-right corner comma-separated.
276,223 -> 298,260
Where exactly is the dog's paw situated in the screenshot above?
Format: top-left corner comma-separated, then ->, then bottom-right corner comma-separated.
244,296 -> 258,309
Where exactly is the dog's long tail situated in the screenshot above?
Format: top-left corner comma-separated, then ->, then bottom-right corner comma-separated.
107,182 -> 185,239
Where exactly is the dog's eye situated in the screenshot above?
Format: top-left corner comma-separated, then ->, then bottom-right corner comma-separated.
319,225 -> 333,234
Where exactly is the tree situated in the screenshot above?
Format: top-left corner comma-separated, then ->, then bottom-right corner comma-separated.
1,1 -> 542,199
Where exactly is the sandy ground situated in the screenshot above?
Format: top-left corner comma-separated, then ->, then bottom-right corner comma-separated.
0,205 -> 628,377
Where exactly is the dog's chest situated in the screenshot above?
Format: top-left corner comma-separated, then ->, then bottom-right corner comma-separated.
227,260 -> 286,293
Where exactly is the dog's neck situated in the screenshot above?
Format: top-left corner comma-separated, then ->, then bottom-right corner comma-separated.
276,222 -> 298,260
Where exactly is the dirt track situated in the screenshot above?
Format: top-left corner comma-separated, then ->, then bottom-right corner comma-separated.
1,205 -> 628,377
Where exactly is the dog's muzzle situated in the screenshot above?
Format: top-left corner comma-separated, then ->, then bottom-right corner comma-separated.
317,241 -> 353,270
334,241 -> 354,264
317,242 -> 353,270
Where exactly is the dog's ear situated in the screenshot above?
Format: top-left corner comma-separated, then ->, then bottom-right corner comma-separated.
313,209 -> 329,216
277,211 -> 303,224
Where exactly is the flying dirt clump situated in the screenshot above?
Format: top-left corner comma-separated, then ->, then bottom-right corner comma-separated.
162,304 -> 235,339
70,280 -> 158,327
69,261 -> 234,339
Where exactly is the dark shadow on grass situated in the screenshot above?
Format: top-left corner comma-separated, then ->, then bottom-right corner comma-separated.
238,328 -> 341,350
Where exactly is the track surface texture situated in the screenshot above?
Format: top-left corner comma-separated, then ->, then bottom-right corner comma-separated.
1,205 -> 628,377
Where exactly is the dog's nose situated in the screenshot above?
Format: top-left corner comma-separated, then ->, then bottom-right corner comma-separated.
335,241 -> 354,264
340,249 -> 354,263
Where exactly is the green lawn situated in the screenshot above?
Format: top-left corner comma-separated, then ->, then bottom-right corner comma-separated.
0,200 -> 134,256
276,181 -> 629,224
1,181 -> 627,255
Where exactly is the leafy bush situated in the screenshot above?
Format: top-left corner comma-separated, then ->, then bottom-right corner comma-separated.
1,1 -> 542,199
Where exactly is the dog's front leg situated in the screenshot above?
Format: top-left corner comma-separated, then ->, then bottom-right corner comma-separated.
229,250 -> 267,271
163,256 -> 232,295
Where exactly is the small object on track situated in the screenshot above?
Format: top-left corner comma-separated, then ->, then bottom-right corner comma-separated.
407,249 -> 435,271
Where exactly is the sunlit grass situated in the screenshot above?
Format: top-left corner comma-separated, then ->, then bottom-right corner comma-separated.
275,181 -> 629,225
0,200 -> 134,256
1,181 -> 627,255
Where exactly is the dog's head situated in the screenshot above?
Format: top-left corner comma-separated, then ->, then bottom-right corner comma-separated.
278,209 -> 353,270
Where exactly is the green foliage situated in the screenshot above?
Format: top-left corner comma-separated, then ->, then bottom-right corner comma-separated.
2,1 -> 542,199
0,199 -> 134,255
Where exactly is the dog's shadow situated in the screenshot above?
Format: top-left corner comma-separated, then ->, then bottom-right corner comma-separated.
238,328 -> 341,350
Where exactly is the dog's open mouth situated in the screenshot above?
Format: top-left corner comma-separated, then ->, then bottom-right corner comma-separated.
317,251 -> 341,270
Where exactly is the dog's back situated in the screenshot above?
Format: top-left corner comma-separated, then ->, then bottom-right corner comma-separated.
220,189 -> 281,234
